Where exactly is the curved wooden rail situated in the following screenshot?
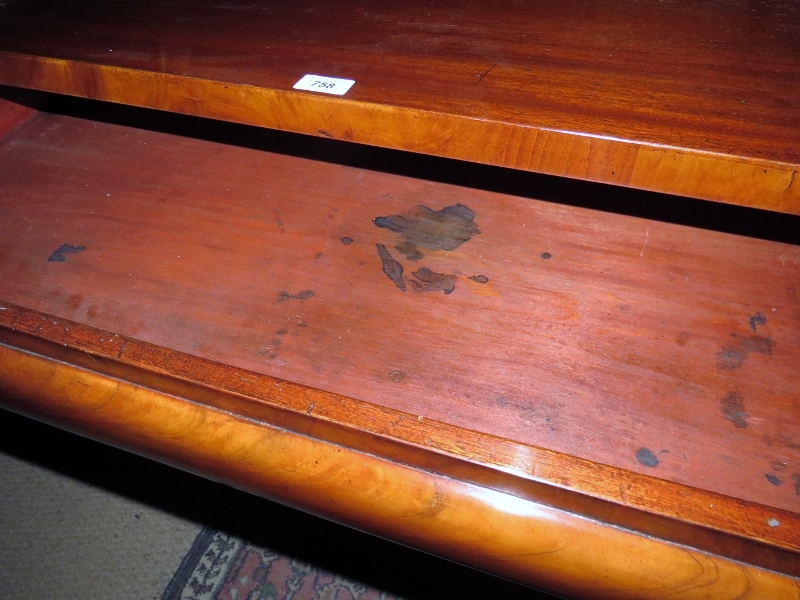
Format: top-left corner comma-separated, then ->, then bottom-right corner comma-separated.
1,343 -> 798,599
0,0 -> 798,212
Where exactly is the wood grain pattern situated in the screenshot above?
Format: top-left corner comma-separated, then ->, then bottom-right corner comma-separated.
2,302 -> 799,576
0,0 -> 798,211
1,106 -> 799,570
1,344 -> 798,599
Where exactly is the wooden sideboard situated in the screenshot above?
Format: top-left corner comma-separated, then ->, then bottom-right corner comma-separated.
0,1 -> 798,597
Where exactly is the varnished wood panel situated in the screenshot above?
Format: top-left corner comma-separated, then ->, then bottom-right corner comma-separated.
2,303 -> 799,575
1,109 -> 798,526
1,344 -> 798,599
0,0 -> 798,211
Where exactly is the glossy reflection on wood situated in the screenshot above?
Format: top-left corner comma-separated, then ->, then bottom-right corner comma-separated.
0,0 -> 798,211
2,105 -> 800,578
2,303 -> 798,576
1,344 -> 798,599
1,109 -> 799,521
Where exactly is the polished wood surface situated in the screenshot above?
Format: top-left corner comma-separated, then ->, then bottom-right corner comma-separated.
0,94 -> 37,139
3,302 -> 799,576
0,0 -> 798,211
1,344 -> 798,599
1,104 -> 799,574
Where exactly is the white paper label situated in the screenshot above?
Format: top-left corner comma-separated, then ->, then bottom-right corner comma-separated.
293,74 -> 355,96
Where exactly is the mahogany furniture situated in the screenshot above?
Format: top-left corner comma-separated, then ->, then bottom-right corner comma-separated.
0,1 -> 798,597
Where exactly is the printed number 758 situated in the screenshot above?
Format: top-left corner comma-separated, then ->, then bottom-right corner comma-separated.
311,81 -> 336,89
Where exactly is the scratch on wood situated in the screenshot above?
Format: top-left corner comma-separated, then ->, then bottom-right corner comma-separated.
781,169 -> 796,195
640,227 -> 649,258
474,63 -> 497,86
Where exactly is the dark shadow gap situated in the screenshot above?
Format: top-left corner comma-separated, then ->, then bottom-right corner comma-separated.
4,87 -> 794,246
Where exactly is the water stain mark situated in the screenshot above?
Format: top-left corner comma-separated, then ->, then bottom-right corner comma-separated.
374,204 -> 480,261
636,448 -> 659,467
376,244 -> 406,291
341,237 -> 353,245
763,432 -> 800,451
409,268 -> 456,295
792,473 -> 800,496
255,337 -> 281,359
67,294 -> 83,310
675,331 -> 691,346
716,334 -> 773,370
469,275 -> 489,283
720,391 -> 749,429
389,370 -> 404,382
765,474 -> 782,486
749,312 -> 767,333
277,290 -> 315,303
770,460 -> 787,471
273,211 -> 285,234
48,243 -> 86,262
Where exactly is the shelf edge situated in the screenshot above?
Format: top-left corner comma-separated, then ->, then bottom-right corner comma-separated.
0,52 -> 797,214
2,342 -> 799,599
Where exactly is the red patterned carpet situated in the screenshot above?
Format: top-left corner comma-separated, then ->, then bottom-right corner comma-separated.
164,528 -> 401,600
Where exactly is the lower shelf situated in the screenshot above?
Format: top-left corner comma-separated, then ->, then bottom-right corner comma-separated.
0,95 -> 798,596
1,343 -> 797,599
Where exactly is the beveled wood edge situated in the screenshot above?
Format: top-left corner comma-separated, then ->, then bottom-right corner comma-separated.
1,343 -> 799,599
0,302 -> 798,576
0,52 -> 797,214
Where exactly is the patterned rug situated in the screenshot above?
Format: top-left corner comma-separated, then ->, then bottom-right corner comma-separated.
162,527 -> 400,600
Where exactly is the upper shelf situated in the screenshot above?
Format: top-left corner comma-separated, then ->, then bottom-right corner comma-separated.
0,0 -> 798,213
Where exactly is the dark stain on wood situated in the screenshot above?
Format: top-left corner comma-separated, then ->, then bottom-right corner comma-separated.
771,460 -> 787,471
765,473 -> 782,486
716,334 -> 773,370
276,328 -> 288,335
395,240 -> 424,261
749,312 -> 767,333
47,243 -> 86,262
376,243 -> 405,291
540,252 -> 552,260
373,204 -> 480,261
635,448 -> 659,467
720,391 -> 749,429
255,337 -> 281,359
675,331 -> 691,346
277,290 -> 315,302
763,431 -> 800,451
792,473 -> 800,496
341,237 -> 353,245
67,294 -> 83,310
86,305 -> 98,319
409,267 -> 456,295
469,275 -> 489,283
273,211 -> 285,234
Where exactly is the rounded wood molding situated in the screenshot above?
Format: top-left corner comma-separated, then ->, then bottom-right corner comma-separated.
1,343 -> 798,599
